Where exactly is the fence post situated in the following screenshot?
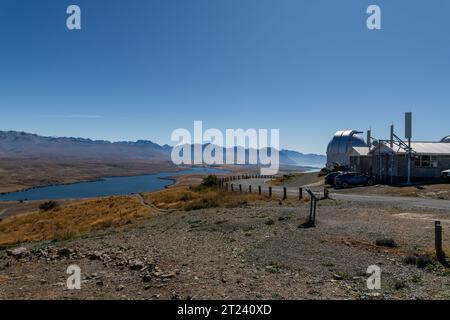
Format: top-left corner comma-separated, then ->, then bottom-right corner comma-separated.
269,186 -> 272,198
283,187 -> 287,200
258,185 -> 261,195
239,184 -> 242,193
249,185 -> 252,193
435,221 -> 449,267
303,188 -> 317,228
231,184 -> 234,192
324,188 -> 329,199
299,187 -> 303,200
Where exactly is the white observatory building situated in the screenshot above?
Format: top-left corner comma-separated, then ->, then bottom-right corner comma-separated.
326,130 -> 368,167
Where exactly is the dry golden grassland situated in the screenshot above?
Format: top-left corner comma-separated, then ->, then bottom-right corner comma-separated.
0,185 -> 307,246
0,196 -> 150,245
143,186 -> 306,211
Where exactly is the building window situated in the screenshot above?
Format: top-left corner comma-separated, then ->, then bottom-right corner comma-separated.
414,155 -> 438,168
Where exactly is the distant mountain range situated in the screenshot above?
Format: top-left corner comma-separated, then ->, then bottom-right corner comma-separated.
0,131 -> 326,168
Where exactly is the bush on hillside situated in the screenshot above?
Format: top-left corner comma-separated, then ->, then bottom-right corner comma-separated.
201,175 -> 220,187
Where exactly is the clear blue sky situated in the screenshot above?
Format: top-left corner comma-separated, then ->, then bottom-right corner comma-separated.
1,0 -> 449,154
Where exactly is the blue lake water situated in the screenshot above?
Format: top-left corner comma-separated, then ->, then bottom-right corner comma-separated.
0,167 -> 231,202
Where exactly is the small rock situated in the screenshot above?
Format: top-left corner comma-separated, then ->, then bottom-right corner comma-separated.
129,260 -> 145,271
88,252 -> 102,261
160,272 -> 176,279
6,247 -> 27,258
57,247 -> 73,257
116,285 -> 125,291
332,274 -> 343,280
142,274 -> 152,283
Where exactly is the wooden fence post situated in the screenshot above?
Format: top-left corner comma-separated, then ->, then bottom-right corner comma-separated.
269,186 -> 272,198
258,185 -> 261,195
239,184 -> 242,193
231,184 -> 234,192
283,187 -> 287,200
299,187 -> 303,200
435,221 -> 449,267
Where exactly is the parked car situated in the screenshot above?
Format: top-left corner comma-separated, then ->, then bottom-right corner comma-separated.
441,169 -> 450,182
334,172 -> 375,188
325,171 -> 345,186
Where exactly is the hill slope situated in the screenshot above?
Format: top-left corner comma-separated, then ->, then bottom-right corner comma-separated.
0,131 -> 325,167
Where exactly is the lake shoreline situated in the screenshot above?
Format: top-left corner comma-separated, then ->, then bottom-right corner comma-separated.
0,166 -> 234,202
0,165 -> 203,196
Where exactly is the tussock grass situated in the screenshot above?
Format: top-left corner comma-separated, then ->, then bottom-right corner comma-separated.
143,186 -> 279,211
0,196 -> 150,245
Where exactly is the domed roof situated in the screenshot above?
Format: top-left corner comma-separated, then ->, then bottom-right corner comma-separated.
327,130 -> 367,155
441,135 -> 450,143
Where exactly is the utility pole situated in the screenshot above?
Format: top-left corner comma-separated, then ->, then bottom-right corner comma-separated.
405,112 -> 412,184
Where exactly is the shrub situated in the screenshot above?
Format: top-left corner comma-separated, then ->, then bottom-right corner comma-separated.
201,174 -> 219,187
402,255 -> 434,269
179,193 -> 191,202
416,255 -> 434,269
39,201 -> 58,211
375,238 -> 398,248
403,256 -> 417,265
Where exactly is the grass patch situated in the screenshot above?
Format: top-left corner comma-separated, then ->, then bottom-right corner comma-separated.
0,196 -> 150,245
143,186 -> 275,211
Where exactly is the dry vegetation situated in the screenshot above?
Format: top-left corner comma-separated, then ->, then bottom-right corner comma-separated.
143,186 -> 281,211
0,196 -> 150,245
0,182 -> 308,247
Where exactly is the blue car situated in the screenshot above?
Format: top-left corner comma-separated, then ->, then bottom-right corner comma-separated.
325,171 -> 345,186
442,170 -> 450,182
334,172 -> 375,188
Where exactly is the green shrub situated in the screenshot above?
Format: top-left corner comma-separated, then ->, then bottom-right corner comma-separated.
39,201 -> 58,211
201,175 -> 219,187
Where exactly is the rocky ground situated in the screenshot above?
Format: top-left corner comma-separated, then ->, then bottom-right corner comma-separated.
1,199 -> 450,300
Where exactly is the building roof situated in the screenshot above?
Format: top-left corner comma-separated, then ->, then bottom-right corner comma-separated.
372,141 -> 450,155
348,146 -> 371,156
326,130 -> 367,155
410,142 -> 450,155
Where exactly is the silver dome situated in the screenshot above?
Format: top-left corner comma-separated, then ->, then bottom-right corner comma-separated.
326,130 -> 367,166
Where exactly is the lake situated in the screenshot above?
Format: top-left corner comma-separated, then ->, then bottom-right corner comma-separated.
0,167 -> 231,202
